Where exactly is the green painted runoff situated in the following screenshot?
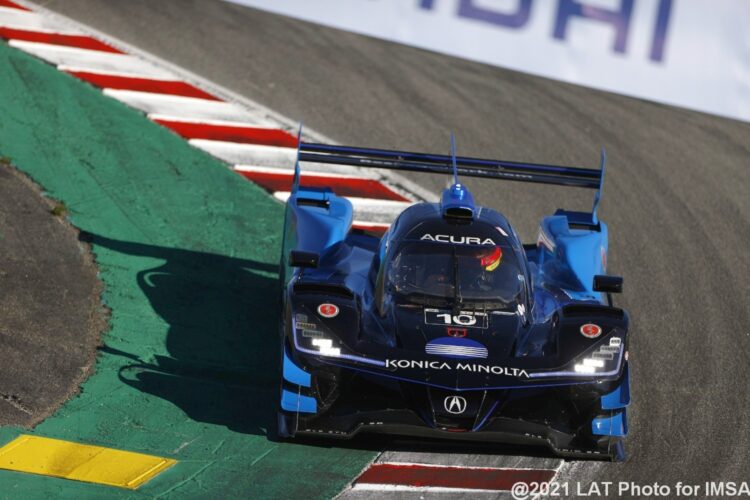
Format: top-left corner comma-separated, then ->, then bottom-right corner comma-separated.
0,41 -> 375,499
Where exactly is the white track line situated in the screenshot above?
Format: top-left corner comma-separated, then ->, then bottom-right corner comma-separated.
234,165 -> 382,181
0,6 -> 78,33
57,66 -> 182,81
274,192 -> 411,223
235,161 -> 394,180
103,90 -> 271,124
351,221 -> 392,230
8,40 -> 175,79
274,191 -> 411,210
148,115 -> 280,129
375,452 -> 562,470
198,141 -> 392,179
350,484 -> 516,494
374,461 -> 557,471
190,140 -> 296,166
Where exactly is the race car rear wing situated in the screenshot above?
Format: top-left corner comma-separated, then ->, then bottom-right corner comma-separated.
294,138 -> 607,223
298,142 -> 604,189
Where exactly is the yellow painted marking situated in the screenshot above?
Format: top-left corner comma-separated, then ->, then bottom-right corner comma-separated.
0,435 -> 176,489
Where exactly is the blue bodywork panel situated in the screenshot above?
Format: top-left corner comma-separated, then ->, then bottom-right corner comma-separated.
289,187 -> 352,257
281,389 -> 317,413
592,410 -> 629,437
602,364 -> 631,410
283,346 -> 312,388
534,213 -> 608,303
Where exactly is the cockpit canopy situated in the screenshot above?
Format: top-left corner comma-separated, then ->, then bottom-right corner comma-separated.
386,239 -> 524,311
376,204 -> 529,313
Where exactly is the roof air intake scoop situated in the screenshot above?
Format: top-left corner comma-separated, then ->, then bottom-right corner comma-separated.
441,183 -> 475,219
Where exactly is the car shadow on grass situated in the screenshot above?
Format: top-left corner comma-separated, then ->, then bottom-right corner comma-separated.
82,232 -> 281,437
83,232 -> 562,461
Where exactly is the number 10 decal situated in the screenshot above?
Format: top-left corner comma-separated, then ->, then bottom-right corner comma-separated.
437,313 -> 475,326
424,309 -> 488,329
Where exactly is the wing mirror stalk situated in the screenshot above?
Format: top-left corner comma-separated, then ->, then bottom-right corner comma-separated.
289,250 -> 319,269
593,275 -> 623,306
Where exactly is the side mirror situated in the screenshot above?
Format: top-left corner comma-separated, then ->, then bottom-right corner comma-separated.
593,275 -> 623,294
289,250 -> 319,269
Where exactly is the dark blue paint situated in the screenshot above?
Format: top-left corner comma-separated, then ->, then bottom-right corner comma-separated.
323,360 -> 597,392
300,142 -> 601,188
472,400 -> 499,431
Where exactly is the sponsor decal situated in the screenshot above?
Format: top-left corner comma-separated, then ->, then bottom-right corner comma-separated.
444,395 -> 467,415
589,336 -> 622,362
425,337 -> 488,359
537,229 -> 556,252
301,329 -> 325,339
580,323 -> 603,339
425,308 -> 488,329
385,359 -> 530,378
317,303 -> 339,318
295,313 -> 325,337
494,226 -> 509,237
446,327 -> 467,338
601,246 -> 607,272
420,234 -> 495,245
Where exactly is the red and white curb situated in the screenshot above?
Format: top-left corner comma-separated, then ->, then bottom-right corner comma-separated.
338,452 -> 564,499
0,0 -> 566,494
353,463 -> 555,492
0,0 -> 432,233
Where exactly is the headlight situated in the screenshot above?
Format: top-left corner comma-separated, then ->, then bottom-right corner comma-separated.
573,337 -> 621,373
294,313 -> 343,358
311,338 -> 341,357
292,312 -> 385,367
529,335 -> 624,379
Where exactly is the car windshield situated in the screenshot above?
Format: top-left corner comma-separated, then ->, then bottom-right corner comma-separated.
386,241 -> 525,311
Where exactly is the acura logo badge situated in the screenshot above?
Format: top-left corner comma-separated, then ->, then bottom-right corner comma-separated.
443,395 -> 467,415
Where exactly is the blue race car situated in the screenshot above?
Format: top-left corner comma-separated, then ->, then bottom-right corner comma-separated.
277,137 -> 630,461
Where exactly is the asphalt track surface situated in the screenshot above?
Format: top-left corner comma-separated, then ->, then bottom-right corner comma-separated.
40,0 -> 750,496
